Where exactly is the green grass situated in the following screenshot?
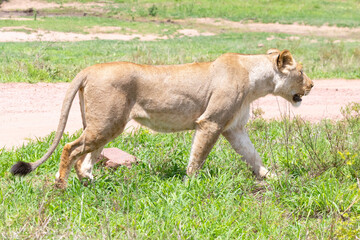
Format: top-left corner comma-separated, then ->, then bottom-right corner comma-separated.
1,105 -> 360,238
1,32 -> 359,83
0,16 -> 181,35
45,0 -> 360,27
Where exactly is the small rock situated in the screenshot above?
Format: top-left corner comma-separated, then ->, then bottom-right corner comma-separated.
97,148 -> 139,169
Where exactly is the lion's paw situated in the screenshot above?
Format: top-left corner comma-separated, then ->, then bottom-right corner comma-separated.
54,178 -> 67,189
258,166 -> 277,180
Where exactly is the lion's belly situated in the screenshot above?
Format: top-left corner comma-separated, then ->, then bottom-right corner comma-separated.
133,114 -> 196,132
130,104 -> 200,132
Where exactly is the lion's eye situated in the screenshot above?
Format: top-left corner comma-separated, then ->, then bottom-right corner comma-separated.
300,70 -> 303,76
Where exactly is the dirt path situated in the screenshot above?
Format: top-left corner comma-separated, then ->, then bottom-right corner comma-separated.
193,18 -> 360,40
1,79 -> 360,149
0,27 -> 169,42
0,0 -> 105,11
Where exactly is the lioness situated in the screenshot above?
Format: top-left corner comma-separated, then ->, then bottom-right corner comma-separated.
11,49 -> 313,188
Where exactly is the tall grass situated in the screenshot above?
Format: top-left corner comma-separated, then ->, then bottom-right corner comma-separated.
1,33 -> 360,83
1,103 -> 359,238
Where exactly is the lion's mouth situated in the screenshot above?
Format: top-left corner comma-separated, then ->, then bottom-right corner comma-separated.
293,94 -> 303,103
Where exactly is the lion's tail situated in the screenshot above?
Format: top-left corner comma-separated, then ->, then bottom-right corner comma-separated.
10,71 -> 87,176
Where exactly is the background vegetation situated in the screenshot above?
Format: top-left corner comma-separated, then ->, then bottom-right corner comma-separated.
1,0 -> 360,238
1,33 -> 360,83
46,0 -> 360,27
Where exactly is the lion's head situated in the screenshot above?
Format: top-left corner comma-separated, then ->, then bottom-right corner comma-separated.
268,49 -> 314,107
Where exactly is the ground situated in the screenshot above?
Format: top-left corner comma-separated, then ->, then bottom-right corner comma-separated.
2,79 -> 360,149
1,1 -> 360,238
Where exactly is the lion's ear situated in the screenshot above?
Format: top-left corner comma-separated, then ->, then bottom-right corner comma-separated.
266,48 -> 280,55
277,50 -> 295,72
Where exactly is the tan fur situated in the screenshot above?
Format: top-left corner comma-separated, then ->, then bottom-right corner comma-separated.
27,49 -> 314,188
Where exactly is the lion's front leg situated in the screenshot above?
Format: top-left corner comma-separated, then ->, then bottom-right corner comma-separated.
222,126 -> 273,178
186,120 -> 222,176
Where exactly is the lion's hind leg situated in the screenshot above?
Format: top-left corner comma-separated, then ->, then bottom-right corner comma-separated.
74,147 -> 104,185
55,100 -> 131,188
55,135 -> 88,189
55,129 -> 117,189
55,120 -> 129,189
74,90 -> 104,185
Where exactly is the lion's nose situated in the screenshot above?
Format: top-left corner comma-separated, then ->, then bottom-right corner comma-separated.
310,82 -> 314,88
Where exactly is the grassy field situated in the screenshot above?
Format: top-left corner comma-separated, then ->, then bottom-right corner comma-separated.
1,0 -> 360,238
1,32 -> 360,83
1,109 -> 360,238
43,0 -> 360,27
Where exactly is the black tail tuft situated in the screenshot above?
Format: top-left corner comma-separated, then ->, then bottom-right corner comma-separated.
10,161 -> 33,176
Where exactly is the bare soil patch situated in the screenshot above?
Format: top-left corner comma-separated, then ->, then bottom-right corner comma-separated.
0,26 -> 218,42
0,27 -> 168,42
0,0 -> 105,11
177,29 -> 215,37
1,79 -> 360,149
193,18 -> 360,40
